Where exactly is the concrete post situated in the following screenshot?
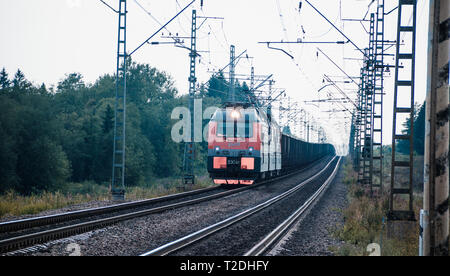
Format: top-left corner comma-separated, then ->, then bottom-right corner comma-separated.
423,0 -> 449,256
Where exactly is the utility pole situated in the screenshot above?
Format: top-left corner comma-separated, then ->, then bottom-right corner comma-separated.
366,14 -> 375,193
293,103 -> 299,136
360,48 -> 370,186
371,0 -> 386,194
250,66 -> 255,91
307,113 -> 311,143
228,45 -> 236,104
107,0 -> 197,198
300,109 -> 306,140
388,0 -> 417,223
107,0 -> 196,199
354,68 -> 364,172
423,0 -> 449,256
279,100 -> 284,127
183,9 -> 198,187
350,105 -> 356,167
111,0 -> 127,201
287,96 -> 291,131
267,80 -> 274,122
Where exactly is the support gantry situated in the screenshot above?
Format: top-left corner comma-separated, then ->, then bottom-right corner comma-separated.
183,9 -> 198,187
111,0 -> 127,201
388,0 -> 417,222
371,0 -> 386,194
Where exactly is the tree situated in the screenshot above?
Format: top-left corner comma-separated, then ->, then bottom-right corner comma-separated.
0,95 -> 20,193
413,103 -> 425,155
38,83 -> 48,95
0,68 -> 10,91
57,73 -> 85,92
102,104 -> 114,134
207,72 -> 229,103
397,102 -> 425,155
1,61 -> 236,194
12,69 -> 32,93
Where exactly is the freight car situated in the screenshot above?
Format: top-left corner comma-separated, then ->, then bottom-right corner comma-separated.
207,105 -> 335,185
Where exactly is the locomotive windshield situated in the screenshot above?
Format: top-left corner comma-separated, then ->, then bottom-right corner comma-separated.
211,108 -> 257,138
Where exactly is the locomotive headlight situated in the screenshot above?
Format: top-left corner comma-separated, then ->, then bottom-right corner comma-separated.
215,146 -> 220,152
249,147 -> 254,152
230,109 -> 241,120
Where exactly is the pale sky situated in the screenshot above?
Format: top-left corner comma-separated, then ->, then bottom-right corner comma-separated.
0,0 -> 431,153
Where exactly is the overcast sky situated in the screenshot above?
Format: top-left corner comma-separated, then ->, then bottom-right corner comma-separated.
0,0 -> 431,152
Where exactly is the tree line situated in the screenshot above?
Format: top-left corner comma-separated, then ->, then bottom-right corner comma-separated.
0,61 -> 244,195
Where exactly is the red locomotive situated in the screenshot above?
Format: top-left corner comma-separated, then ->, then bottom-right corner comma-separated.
207,105 -> 335,185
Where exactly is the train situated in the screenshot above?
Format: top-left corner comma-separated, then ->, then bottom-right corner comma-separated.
207,105 -> 336,185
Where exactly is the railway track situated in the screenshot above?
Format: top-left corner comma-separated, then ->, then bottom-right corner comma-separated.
244,157 -> 341,256
0,156 -> 333,254
141,156 -> 341,256
0,186 -> 221,234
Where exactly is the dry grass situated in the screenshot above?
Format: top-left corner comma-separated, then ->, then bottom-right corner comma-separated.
124,175 -> 214,201
0,190 -> 108,218
0,176 -> 215,218
333,158 -> 422,256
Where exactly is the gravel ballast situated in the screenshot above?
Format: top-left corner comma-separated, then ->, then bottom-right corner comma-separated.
170,158 -> 340,256
269,164 -> 348,256
19,156 -> 334,256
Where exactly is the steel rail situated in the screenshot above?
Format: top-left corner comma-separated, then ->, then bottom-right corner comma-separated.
244,157 -> 342,256
0,156 -> 334,254
0,155 -> 331,234
0,186 -> 221,233
1,187 -> 243,254
140,157 -> 339,256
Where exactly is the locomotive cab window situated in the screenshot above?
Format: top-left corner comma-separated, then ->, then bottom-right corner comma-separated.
212,109 -> 256,138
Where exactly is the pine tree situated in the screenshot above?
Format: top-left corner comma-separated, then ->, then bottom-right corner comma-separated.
0,68 -> 10,90
397,102 -> 425,155
12,69 -> 31,92
102,104 -> 114,134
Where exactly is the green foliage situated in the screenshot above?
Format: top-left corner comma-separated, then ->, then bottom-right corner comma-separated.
334,158 -> 421,256
205,72 -> 251,104
57,73 -> 86,91
0,60 -> 229,195
397,102 -> 425,155
0,83 -> 71,195
12,69 -> 32,93
206,72 -> 228,101
0,68 -> 10,90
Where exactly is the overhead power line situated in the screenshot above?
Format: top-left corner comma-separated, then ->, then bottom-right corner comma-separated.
303,0 -> 367,58
317,47 -> 359,87
129,0 -> 196,56
99,0 -> 118,13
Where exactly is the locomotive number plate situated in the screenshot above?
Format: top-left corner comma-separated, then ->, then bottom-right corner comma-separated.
227,159 -> 240,165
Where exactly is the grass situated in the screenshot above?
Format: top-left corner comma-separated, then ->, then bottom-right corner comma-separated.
332,157 -> 422,256
0,176 -> 214,219
0,189 -> 107,218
